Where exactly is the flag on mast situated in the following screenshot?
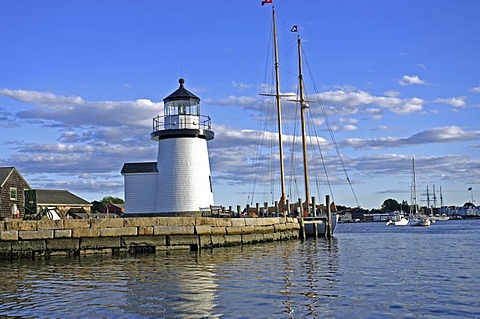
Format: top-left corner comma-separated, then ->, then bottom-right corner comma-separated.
468,187 -> 472,191
291,25 -> 298,32
261,0 -> 272,6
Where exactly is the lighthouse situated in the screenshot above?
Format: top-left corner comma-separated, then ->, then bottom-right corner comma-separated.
121,78 -> 215,215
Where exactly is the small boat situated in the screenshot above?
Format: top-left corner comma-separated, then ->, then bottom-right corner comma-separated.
410,218 -> 431,227
386,214 -> 409,226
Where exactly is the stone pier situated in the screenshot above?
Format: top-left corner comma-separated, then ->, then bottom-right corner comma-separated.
0,217 -> 300,260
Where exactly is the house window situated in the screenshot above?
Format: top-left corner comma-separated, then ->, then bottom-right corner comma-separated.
10,187 -> 17,200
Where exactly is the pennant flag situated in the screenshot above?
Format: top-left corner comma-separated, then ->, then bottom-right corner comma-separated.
468,187 -> 472,191
261,0 -> 272,6
291,25 -> 298,32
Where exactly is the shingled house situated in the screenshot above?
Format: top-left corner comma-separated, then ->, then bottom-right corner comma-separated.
24,189 -> 92,219
0,167 -> 32,219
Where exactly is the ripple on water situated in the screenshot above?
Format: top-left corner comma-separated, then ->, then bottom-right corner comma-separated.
0,220 -> 479,318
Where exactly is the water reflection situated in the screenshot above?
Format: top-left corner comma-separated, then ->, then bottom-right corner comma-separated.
2,222 -> 478,318
121,251 -> 219,319
0,239 -> 341,318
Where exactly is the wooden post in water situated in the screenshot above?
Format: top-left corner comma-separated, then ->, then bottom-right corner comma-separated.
298,197 -> 305,240
246,204 -> 250,217
312,196 -> 317,238
264,202 -> 268,217
256,203 -> 260,217
286,199 -> 290,217
237,205 -> 241,217
326,194 -> 333,238
312,196 -> 316,217
274,201 -> 279,217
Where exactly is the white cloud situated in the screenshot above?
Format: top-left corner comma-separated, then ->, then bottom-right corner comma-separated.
0,88 -> 85,107
232,81 -> 252,89
205,95 -> 257,107
434,96 -> 466,108
384,90 -> 400,98
373,125 -> 389,131
416,63 -> 427,70
343,126 -> 480,149
0,88 -> 162,128
399,75 -> 426,86
343,124 -> 358,131
317,88 -> 424,115
470,86 -> 480,93
339,117 -> 358,124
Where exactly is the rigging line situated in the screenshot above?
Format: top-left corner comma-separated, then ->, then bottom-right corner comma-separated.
305,104 -> 335,204
304,105 -> 325,202
269,114 -> 276,205
302,49 -> 361,208
296,45 -> 334,204
288,87 -> 301,203
249,21 -> 275,206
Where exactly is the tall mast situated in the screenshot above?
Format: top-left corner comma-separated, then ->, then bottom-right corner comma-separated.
412,157 -> 417,214
440,186 -> 443,208
272,6 -> 287,213
297,35 -> 311,214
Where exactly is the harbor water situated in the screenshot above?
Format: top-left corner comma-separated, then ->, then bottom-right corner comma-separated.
1,219 -> 479,318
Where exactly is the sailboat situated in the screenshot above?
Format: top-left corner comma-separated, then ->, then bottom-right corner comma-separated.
257,6 -> 343,237
409,157 -> 431,227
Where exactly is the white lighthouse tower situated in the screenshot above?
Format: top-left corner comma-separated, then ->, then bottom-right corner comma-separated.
151,78 -> 215,213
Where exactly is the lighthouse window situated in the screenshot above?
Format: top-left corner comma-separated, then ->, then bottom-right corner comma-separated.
178,104 -> 186,115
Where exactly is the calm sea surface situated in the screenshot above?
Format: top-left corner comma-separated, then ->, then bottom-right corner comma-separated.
1,219 -> 479,318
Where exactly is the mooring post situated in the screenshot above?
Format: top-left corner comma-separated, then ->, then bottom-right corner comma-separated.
312,196 -> 317,238
274,201 -> 279,217
286,199 -> 290,217
236,205 -> 241,217
256,202 -> 260,217
312,196 -> 316,217
246,204 -> 250,217
263,202 -> 268,217
326,194 -> 332,238
298,197 -> 305,240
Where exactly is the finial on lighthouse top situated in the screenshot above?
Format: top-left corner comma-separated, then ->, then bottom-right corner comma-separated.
164,78 -> 199,102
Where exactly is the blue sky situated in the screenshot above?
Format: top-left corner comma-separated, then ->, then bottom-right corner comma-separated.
1,0 -> 479,209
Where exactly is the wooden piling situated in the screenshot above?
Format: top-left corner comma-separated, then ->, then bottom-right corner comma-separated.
298,197 -> 305,240
326,194 -> 332,238
311,196 -> 317,238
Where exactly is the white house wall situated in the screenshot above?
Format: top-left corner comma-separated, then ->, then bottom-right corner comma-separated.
123,172 -> 157,214
155,137 -> 214,212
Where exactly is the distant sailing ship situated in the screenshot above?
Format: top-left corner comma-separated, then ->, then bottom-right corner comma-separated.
409,157 -> 431,227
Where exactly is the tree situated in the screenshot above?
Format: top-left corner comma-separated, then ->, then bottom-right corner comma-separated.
381,198 -> 400,212
401,200 -> 409,213
101,196 -> 124,205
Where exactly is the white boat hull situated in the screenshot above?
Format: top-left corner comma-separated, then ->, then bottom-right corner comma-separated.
410,218 -> 431,227
386,216 -> 409,226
